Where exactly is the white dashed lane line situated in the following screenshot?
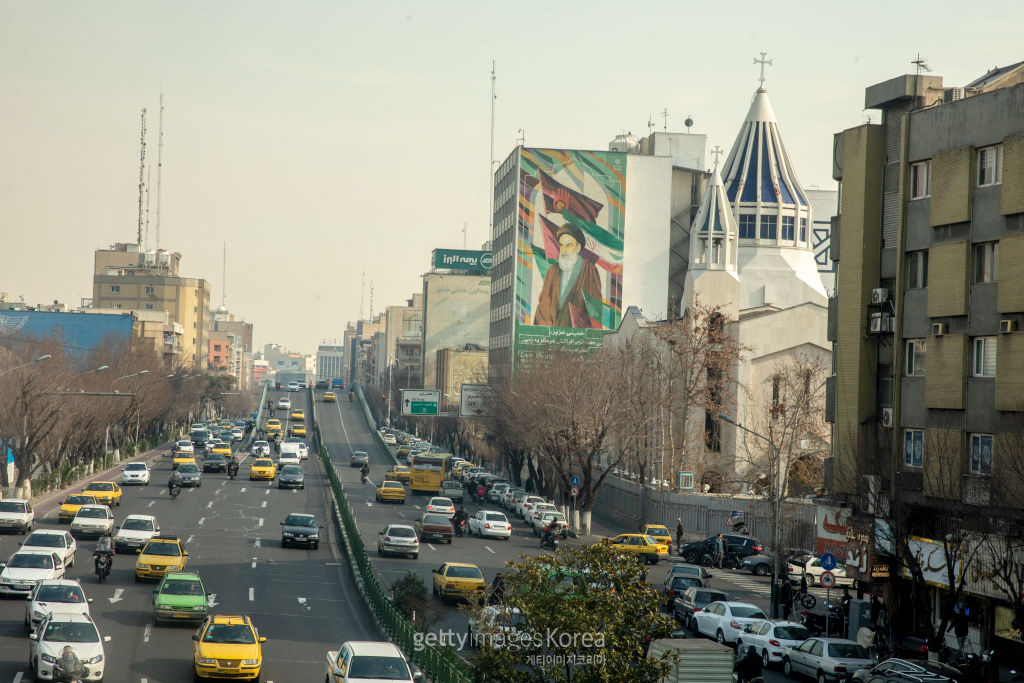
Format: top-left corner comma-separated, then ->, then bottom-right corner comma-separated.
249,587 -> 254,601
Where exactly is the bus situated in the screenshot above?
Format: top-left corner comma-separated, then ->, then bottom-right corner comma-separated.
409,452 -> 453,495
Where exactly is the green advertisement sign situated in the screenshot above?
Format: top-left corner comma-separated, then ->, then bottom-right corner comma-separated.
514,326 -> 606,369
433,249 -> 492,271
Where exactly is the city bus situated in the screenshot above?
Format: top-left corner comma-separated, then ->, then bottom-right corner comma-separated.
409,452 -> 453,495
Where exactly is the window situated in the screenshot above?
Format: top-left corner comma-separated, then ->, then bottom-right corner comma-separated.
970,434 -> 993,475
973,337 -> 997,377
711,238 -> 722,264
911,161 -> 930,199
904,429 -> 923,468
878,363 -> 894,408
978,145 -> 1003,186
781,215 -> 795,240
111,303 -> 121,310
144,303 -> 154,310
907,251 -> 928,289
144,286 -> 154,294
214,344 -> 222,352
905,340 -> 925,376
738,214 -> 756,239
110,285 -> 120,294
760,215 -> 777,240
973,242 -> 998,283
799,217 -> 807,242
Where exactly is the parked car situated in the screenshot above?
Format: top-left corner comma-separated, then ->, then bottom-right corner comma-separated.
691,601 -> 767,644
789,553 -> 855,587
735,619 -> 811,668
782,637 -> 873,681
851,658 -> 967,683
672,586 -> 729,629
740,554 -> 774,576
665,562 -> 713,587
662,575 -> 704,612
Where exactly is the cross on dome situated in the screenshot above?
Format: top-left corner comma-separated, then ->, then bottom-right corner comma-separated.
711,145 -> 723,169
754,52 -> 772,90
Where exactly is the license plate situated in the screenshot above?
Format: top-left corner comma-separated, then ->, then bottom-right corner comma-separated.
173,613 -> 190,618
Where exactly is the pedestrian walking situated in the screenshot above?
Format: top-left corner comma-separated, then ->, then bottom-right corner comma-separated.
869,595 -> 881,628
713,533 -> 725,568
948,604 -> 970,657
675,518 -> 684,549
780,578 -> 793,620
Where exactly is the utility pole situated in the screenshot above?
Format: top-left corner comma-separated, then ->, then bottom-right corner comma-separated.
155,93 -> 164,249
137,108 -> 147,245
488,60 -> 496,240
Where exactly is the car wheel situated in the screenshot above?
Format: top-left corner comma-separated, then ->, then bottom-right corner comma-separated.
817,671 -> 828,683
782,659 -> 793,677
754,563 -> 768,576
715,629 -> 725,645
762,649 -> 771,669
683,551 -> 699,564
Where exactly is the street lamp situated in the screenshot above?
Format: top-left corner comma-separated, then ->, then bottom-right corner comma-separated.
115,369 -> 149,382
73,364 -> 109,379
719,412 -> 784,619
0,354 -> 52,378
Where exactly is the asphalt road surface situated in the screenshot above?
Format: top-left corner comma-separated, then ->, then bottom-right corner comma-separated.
0,389 -> 380,682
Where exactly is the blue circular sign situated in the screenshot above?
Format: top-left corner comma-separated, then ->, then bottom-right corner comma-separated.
820,552 -> 837,571
569,475 -> 580,487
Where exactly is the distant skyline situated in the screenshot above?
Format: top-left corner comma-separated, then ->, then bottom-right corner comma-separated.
2,1 -> 1022,353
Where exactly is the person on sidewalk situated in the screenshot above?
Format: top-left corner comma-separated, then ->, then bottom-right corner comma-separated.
780,578 -> 793,621
948,604 -> 970,658
675,518 -> 684,549
713,533 -> 725,568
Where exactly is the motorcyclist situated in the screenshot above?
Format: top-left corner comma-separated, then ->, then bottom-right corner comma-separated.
349,390 -> 355,402
453,506 -> 469,536
734,644 -> 763,683
168,469 -> 183,496
93,536 -> 113,579
273,434 -> 281,453
360,462 -> 370,482
541,522 -> 558,547
227,455 -> 239,478
54,645 -> 86,683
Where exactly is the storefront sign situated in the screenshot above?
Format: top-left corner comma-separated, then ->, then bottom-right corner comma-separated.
901,536 -> 961,589
816,505 -> 851,558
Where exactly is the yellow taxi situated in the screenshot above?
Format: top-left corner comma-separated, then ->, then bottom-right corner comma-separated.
135,535 -> 189,581
323,392 -> 336,402
83,481 -> 122,506
396,445 -> 411,458
173,450 -> 197,469
289,423 -> 306,437
385,465 -> 411,484
375,480 -> 407,504
265,419 -> 282,436
641,524 -> 674,551
58,493 -> 98,523
432,562 -> 486,603
249,458 -> 276,480
453,461 -> 472,477
605,533 -> 670,564
192,614 -> 265,681
289,409 -> 305,422
209,442 -> 232,457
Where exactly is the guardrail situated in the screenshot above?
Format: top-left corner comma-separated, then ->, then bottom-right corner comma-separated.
310,393 -> 471,683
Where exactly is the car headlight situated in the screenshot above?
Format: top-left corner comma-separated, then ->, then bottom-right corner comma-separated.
194,605 -> 207,611
243,659 -> 260,666
85,654 -> 103,664
137,564 -> 149,569
158,603 -> 171,609
197,657 -> 216,665
41,653 -> 57,663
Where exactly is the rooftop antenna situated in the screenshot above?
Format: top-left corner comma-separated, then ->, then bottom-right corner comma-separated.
369,280 -> 375,320
754,51 -> 772,90
516,128 -> 525,146
221,241 -> 227,308
647,115 -> 655,134
136,108 -> 147,245
911,53 -> 932,75
360,271 -> 366,320
155,93 -> 164,249
488,60 -> 497,241
144,165 -> 152,250
660,107 -> 669,132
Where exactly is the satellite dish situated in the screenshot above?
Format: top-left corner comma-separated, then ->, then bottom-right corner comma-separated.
684,116 -> 694,131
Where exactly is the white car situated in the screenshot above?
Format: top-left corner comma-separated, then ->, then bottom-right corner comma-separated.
425,497 -> 455,518
735,619 -> 811,666
377,524 -> 420,559
788,554 -> 855,587
278,452 -> 301,468
23,530 -> 77,568
468,510 -> 512,540
488,483 -> 510,503
383,433 -> 397,445
295,442 -> 308,459
113,514 -> 160,553
326,640 -> 418,682
25,579 -> 92,631
288,382 -> 300,392
692,601 -> 768,645
252,440 -> 270,456
120,462 -> 151,486
0,498 -> 34,534
782,637 -> 873,681
230,428 -> 244,441
517,496 -> 546,520
174,439 -> 195,453
277,398 -> 292,410
70,505 -> 115,538
0,549 -> 66,597
533,511 -> 567,535
30,612 -> 108,681
526,502 -> 557,529
468,606 -> 522,649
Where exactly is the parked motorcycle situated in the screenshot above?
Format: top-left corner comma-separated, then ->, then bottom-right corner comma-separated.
799,602 -> 844,637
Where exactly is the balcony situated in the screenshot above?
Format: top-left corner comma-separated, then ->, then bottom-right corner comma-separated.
897,470 -> 923,492
961,473 -> 991,507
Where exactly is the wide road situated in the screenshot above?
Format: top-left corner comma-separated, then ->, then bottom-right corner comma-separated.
0,388 -> 380,682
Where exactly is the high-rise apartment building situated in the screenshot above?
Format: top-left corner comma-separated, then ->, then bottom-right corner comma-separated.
316,344 -> 345,383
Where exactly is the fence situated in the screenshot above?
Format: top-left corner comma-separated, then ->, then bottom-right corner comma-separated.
592,473 -> 817,551
310,392 -> 471,683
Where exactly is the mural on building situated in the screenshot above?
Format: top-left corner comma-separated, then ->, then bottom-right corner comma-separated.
0,311 -> 134,360
514,148 -> 626,363
422,275 -> 491,389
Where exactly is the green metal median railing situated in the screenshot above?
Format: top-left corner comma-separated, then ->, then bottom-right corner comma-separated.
312,419 -> 472,683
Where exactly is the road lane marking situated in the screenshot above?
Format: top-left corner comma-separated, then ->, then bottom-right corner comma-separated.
13,672 -> 23,683
485,545 -> 495,554
207,593 -> 218,607
186,535 -> 194,544
365,502 -> 373,507
257,518 -> 263,528
248,587 -> 254,601
108,588 -> 125,604
414,505 -> 421,510
198,517 -> 205,525
254,539 -> 261,548
398,512 -> 406,518
240,487 -> 247,493
427,543 -> 437,551
265,488 -> 270,494
297,597 -> 310,611
261,500 -> 267,508
147,500 -> 155,508
143,623 -> 152,643
206,501 -> 213,509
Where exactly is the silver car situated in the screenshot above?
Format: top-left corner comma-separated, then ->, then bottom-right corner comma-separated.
251,440 -> 270,456
177,463 -> 202,487
70,505 -> 115,538
350,451 -> 369,467
782,637 -> 873,682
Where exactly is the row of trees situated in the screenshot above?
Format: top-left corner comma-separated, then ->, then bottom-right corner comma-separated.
0,337 -> 248,498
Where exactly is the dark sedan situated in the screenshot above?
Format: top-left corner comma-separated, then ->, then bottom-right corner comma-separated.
280,513 -> 322,549
415,513 -> 453,544
278,465 -> 305,489
202,453 -> 227,473
678,534 -> 764,563
852,658 -> 967,683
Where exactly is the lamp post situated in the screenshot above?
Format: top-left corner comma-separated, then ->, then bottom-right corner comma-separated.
73,364 -> 109,379
0,354 -> 51,378
719,412 -> 784,619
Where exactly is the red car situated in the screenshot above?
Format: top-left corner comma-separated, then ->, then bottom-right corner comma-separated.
415,513 -> 453,544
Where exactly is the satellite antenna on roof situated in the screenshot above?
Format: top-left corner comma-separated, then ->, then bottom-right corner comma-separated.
660,108 -> 669,132
136,108 -> 147,245
685,115 -> 694,132
912,53 -> 932,75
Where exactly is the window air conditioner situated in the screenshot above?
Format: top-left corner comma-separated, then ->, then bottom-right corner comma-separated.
881,408 -> 893,428
932,322 -> 948,336
871,288 -> 889,305
869,313 -> 883,333
1000,320 -> 1018,334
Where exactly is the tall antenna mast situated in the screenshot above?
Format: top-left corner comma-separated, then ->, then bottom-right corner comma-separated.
155,93 -> 164,249
660,108 -> 669,132
144,165 -> 152,250
360,271 -> 366,320
222,241 -> 227,308
369,280 -> 375,320
488,60 -> 496,241
136,108 -> 147,245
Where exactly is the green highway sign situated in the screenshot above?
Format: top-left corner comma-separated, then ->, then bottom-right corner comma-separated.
432,249 -> 492,271
401,389 -> 440,416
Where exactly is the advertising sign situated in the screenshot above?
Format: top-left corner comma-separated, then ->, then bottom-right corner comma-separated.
433,249 -> 492,271
901,536 -> 960,589
513,148 -> 626,369
421,274 -> 490,390
401,390 -> 439,416
0,310 -> 134,360
459,383 -> 496,417
816,505 -> 852,559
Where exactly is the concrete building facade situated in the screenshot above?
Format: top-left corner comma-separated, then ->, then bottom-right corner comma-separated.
316,345 -> 345,383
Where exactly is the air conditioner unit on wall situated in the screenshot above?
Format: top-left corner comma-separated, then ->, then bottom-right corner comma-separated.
1000,320 -> 1018,334
871,288 -> 889,304
932,322 -> 948,336
869,312 -> 892,334
881,408 -> 893,428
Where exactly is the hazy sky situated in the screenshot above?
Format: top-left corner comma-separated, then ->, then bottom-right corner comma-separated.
2,1 -> 1021,354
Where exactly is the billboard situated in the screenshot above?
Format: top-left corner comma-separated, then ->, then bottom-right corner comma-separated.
432,249 -> 492,271
421,274 -> 491,389
514,148 -> 626,366
0,310 -> 134,359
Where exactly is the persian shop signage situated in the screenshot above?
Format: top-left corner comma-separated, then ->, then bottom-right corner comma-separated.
815,505 -> 852,557
433,249 -> 492,271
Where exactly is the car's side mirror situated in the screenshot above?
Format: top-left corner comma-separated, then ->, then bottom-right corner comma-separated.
29,633 -> 38,641
104,636 -> 112,642
136,548 -> 142,553
192,634 -> 200,641
87,598 -> 94,603
259,636 -> 267,643
183,551 -> 189,556
280,522 -> 285,526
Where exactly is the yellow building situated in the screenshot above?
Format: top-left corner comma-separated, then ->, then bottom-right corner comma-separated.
91,243 -> 211,369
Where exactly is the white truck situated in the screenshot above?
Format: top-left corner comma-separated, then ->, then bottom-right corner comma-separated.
647,638 -> 734,683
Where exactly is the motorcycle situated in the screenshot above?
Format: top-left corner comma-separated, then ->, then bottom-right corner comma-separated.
455,520 -> 467,537
540,529 -> 559,550
349,392 -> 355,402
799,602 -> 844,637
169,483 -> 181,500
53,661 -> 90,683
94,553 -> 112,582
360,470 -> 369,484
228,463 -> 239,480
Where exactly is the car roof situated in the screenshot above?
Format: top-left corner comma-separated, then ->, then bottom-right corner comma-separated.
444,562 -> 480,568
385,524 -> 416,532
12,548 -> 60,556
210,614 -> 252,624
123,514 -> 157,521
344,640 -> 405,657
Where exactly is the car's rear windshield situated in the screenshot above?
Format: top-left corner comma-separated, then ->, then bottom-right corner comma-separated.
422,515 -> 450,525
828,643 -> 869,658
0,502 -> 26,512
485,513 -> 508,522
731,605 -> 766,618
776,625 -> 810,640
388,527 -> 416,538
447,566 -> 483,579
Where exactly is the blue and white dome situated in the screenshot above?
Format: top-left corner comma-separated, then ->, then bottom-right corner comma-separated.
690,164 -> 737,271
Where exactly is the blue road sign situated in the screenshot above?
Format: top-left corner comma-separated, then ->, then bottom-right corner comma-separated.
570,475 -> 580,487
820,552 -> 837,571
